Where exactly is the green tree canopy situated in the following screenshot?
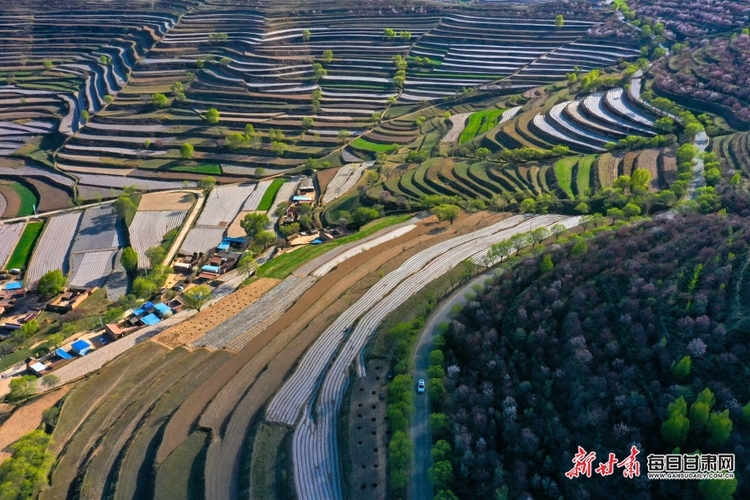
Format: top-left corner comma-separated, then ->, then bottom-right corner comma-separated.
241,212 -> 270,238
554,14 -> 564,28
37,269 -> 66,298
151,93 -> 168,108
707,410 -> 733,446
145,246 -> 166,268
180,142 -> 194,160
198,176 -> 216,194
8,375 -> 37,402
182,285 -> 212,311
205,108 -> 220,125
431,204 -> 460,224
120,247 -> 139,273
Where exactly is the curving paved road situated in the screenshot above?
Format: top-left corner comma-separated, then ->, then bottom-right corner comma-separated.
410,268 -> 498,500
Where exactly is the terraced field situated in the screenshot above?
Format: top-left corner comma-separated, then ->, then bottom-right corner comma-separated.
714,132 -> 750,177
67,205 -> 123,289
0,222 -> 24,267
24,211 -> 81,287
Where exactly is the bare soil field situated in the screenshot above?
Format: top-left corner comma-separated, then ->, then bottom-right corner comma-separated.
316,167 -> 340,193
0,184 -> 20,217
347,359 -> 388,500
27,177 -> 71,212
0,387 -> 70,462
154,277 -> 282,348
138,191 -> 196,211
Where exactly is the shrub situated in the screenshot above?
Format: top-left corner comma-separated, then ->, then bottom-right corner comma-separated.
38,269 -> 66,298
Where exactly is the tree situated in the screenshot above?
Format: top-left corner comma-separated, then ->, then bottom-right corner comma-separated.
182,285 -> 212,311
540,254 -> 554,273
551,224 -> 566,240
120,247 -> 139,273
241,212 -> 270,238
623,202 -> 642,218
8,375 -> 37,402
554,14 -> 564,28
253,230 -> 276,249
180,142 -> 194,159
431,204 -> 460,223
672,355 -> 691,380
431,440 -> 451,463
662,412 -> 690,446
631,168 -> 651,193
132,277 -> 157,299
302,29 -> 311,42
20,320 -> 39,338
37,269 -> 66,298
151,93 -> 168,108
43,60 -> 53,70
280,223 -> 300,238
113,195 -> 137,222
574,201 -> 590,214
337,129 -> 351,142
145,246 -> 166,268
384,28 -> 396,40
707,410 -> 733,446
400,30 -> 412,41
690,401 -> 710,430
428,460 -> 454,490
530,227 -> 550,247
321,49 -> 333,63
0,430 -> 55,498
198,176 -> 216,194
312,63 -> 327,81
237,255 -> 258,275
41,374 -> 60,389
301,116 -> 314,130
475,147 -> 491,160
208,32 -> 228,42
205,108 -> 220,125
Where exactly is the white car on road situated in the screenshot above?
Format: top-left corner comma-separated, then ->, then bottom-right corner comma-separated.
417,379 -> 425,394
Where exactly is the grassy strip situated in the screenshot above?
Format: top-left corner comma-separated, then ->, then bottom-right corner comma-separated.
6,221 -> 43,269
553,157 -> 578,199
171,163 -> 222,175
351,137 -> 397,153
576,155 -> 595,196
257,178 -> 286,211
8,181 -> 38,216
459,109 -> 505,144
256,214 -> 412,280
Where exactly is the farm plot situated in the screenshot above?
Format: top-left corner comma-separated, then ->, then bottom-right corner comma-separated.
25,211 -> 82,288
267,180 -> 300,223
137,191 -> 195,211
268,215 -> 580,500
129,210 -> 187,269
192,274 -> 317,351
179,183 -> 255,255
0,223 -> 24,268
242,180 -> 272,211
155,277 -> 281,348
67,205 -> 122,288
5,222 -> 43,270
321,164 -> 367,203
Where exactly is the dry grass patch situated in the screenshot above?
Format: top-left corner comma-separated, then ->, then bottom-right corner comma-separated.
138,191 -> 196,211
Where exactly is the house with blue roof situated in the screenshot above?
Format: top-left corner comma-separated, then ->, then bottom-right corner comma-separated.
71,339 -> 93,356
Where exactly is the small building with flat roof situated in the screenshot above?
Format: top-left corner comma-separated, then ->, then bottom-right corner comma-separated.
71,339 -> 93,356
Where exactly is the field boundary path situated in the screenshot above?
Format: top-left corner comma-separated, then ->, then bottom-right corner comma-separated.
410,268 -> 498,500
162,189 -> 205,265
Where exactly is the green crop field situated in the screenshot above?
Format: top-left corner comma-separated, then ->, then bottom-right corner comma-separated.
459,109 -> 505,144
257,178 -> 286,211
576,155 -> 595,196
351,137 -> 397,153
6,221 -> 43,269
8,181 -> 39,216
554,157 -> 578,199
171,163 -> 222,175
